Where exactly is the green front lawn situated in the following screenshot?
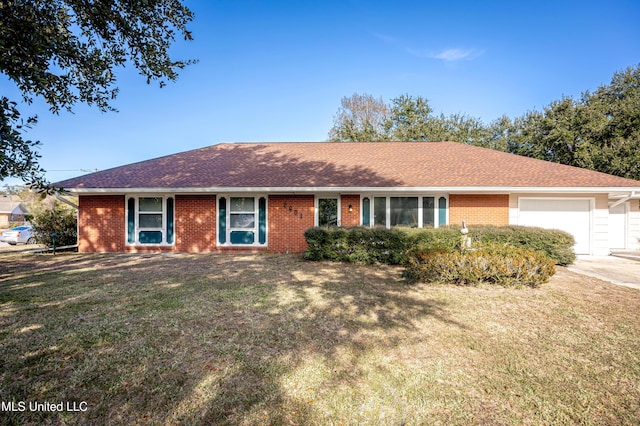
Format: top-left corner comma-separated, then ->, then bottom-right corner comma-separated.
1,253 -> 639,425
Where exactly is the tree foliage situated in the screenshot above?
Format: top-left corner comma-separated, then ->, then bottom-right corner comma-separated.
385,94 -> 433,141
328,93 -> 389,142
0,98 -> 44,184
504,65 -> 640,180
329,64 -> 640,180
0,0 -> 195,187
26,200 -> 77,247
329,93 -> 493,147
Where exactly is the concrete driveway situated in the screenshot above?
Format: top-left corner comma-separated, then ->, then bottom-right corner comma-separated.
568,254 -> 640,290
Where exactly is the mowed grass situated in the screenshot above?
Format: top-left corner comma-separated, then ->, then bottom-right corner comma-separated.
0,253 -> 639,425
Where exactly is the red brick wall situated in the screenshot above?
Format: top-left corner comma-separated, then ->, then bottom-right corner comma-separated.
175,195 -> 216,252
79,195 -> 218,253
82,193 -> 512,254
268,195 -> 315,253
78,195 -> 125,252
449,194 -> 509,226
340,194 -> 361,227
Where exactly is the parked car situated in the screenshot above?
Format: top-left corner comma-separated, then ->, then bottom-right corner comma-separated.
1,225 -> 36,245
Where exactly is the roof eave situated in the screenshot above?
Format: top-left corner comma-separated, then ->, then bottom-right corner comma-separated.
64,186 -> 640,195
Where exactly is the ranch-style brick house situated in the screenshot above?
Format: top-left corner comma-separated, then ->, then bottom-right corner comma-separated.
57,141 -> 640,255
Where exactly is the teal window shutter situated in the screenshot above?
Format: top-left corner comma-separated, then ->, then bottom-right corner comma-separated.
127,198 -> 135,243
438,197 -> 447,226
258,197 -> 267,244
362,198 -> 370,226
166,197 -> 174,244
218,197 -> 227,244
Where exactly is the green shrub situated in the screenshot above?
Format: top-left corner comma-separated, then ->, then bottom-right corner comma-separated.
467,225 -> 576,266
396,227 -> 462,252
405,243 -> 556,288
304,226 -> 407,264
26,201 -> 77,247
399,225 -> 575,266
303,225 -> 575,266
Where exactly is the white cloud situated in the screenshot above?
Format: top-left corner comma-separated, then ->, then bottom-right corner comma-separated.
405,47 -> 484,62
372,32 -> 397,44
432,48 -> 481,61
371,32 -> 484,62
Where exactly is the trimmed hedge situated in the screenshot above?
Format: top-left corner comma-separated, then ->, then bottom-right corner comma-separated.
406,244 -> 556,287
464,225 -> 575,266
398,226 -> 575,266
304,225 -> 575,266
304,227 -> 407,264
405,243 -> 556,288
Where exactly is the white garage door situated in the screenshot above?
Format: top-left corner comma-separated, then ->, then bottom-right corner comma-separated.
519,199 -> 592,255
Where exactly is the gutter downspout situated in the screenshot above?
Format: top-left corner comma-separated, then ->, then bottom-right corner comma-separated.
55,193 -> 79,210
610,191 -> 636,209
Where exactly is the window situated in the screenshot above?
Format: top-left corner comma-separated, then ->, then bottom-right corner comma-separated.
422,197 -> 434,227
230,197 -> 255,228
318,198 -> 338,227
126,196 -> 174,245
374,197 -> 387,226
363,195 -> 447,228
390,197 -> 418,227
218,196 -> 267,246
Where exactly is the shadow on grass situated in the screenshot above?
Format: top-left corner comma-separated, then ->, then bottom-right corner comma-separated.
0,253 -> 463,425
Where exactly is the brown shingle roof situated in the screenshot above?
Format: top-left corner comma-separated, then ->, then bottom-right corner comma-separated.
57,141 -> 640,190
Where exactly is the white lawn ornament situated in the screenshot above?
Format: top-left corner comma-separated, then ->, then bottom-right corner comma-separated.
460,220 -> 472,250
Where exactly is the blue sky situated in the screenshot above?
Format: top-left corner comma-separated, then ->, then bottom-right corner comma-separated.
2,0 -> 639,187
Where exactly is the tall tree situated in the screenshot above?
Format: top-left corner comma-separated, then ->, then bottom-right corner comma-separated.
329,65 -> 640,180
507,64 -> 640,180
583,65 -> 640,179
0,0 -> 195,188
436,112 -> 491,147
385,94 -> 433,141
329,93 -> 490,144
483,115 -> 513,152
328,93 -> 390,142
512,98 -> 590,165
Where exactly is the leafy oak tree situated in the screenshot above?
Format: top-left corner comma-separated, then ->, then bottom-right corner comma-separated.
505,65 -> 640,180
0,0 -> 195,188
330,65 -> 640,180
385,94 -> 433,141
328,93 -> 491,145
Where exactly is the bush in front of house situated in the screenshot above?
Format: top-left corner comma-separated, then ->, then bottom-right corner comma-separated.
303,225 -> 575,267
397,225 -> 575,266
396,227 -> 463,252
26,201 -> 77,247
303,226 -> 408,264
465,225 -> 576,266
404,243 -> 556,288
